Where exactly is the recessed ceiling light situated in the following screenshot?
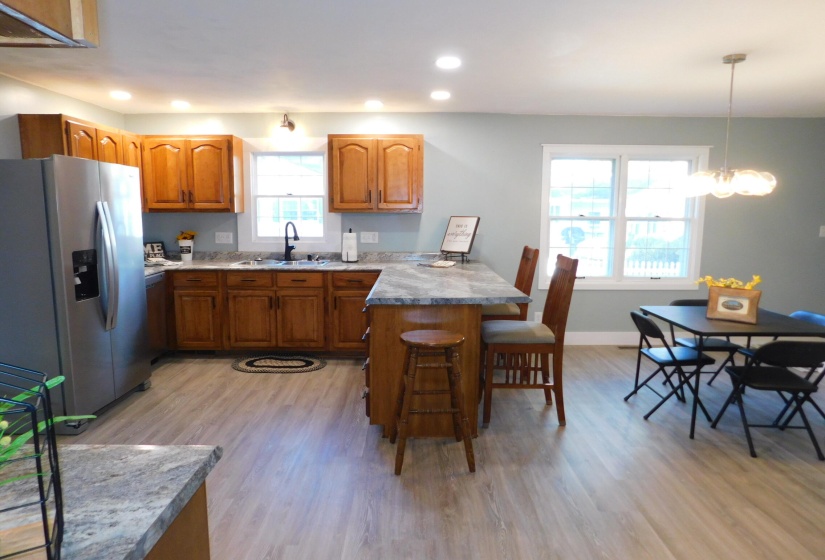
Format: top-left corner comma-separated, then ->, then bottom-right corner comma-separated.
171,100 -> 191,110
364,99 -> 384,110
109,90 -> 131,100
431,90 -> 451,101
436,56 -> 461,70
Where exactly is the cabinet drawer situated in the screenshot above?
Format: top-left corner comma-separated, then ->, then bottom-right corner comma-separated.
331,271 -> 380,289
226,271 -> 274,288
276,272 -> 324,288
172,271 -> 219,287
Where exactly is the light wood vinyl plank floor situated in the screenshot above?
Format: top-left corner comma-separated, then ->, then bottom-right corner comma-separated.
66,346 -> 825,560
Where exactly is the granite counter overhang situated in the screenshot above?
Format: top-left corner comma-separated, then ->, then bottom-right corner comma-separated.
146,260 -> 530,307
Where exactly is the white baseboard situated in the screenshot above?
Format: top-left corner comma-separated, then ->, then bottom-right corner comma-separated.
565,331 -> 639,346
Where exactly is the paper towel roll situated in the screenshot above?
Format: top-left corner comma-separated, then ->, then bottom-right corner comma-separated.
342,232 -> 358,262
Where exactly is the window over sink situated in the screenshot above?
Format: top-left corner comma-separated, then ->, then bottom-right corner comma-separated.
540,144 -> 709,290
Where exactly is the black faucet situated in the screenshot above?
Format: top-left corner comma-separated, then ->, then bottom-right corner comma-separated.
284,221 -> 299,261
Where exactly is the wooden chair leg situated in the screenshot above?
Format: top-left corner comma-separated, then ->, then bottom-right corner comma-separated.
482,344 -> 495,428
448,349 -> 476,472
389,346 -> 413,444
553,351 -> 565,426
540,353 -> 553,405
446,348 -> 463,442
394,349 -> 419,475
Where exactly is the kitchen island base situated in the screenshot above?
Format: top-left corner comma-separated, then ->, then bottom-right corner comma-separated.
368,304 -> 480,438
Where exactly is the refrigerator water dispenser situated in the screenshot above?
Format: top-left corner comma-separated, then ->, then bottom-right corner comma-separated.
72,249 -> 99,301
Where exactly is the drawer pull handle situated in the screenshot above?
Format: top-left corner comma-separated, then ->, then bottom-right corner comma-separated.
186,278 -> 203,282
241,279 -> 256,282
291,279 -> 307,283
347,279 -> 363,284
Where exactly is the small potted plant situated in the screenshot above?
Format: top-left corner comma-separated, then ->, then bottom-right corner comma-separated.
697,274 -> 762,324
176,230 -> 197,262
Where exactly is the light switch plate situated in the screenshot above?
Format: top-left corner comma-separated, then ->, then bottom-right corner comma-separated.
215,232 -> 233,244
361,231 -> 379,243
820,225 -> 825,238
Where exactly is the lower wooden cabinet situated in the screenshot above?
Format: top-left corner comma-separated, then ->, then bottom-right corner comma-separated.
328,272 -> 379,351
172,271 -> 222,349
169,269 -> 376,352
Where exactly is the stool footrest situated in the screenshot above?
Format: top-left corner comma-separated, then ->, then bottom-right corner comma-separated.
410,362 -> 453,369
410,408 -> 460,415
411,389 -> 452,396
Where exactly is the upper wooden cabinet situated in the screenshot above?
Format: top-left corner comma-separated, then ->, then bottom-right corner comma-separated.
328,134 -> 423,213
142,135 -> 244,213
19,114 -> 139,168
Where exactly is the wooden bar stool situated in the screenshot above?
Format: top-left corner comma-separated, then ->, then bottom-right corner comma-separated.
389,329 -> 476,475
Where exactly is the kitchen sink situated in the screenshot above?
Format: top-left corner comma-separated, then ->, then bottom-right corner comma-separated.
232,260 -> 328,267
278,260 -> 329,266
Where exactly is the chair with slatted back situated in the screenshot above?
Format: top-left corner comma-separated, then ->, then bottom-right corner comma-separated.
479,254 -> 577,428
481,246 -> 539,322
711,340 -> 825,460
667,299 -> 743,386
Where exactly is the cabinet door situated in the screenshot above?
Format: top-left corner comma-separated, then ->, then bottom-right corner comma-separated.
227,290 -> 277,348
121,132 -> 142,168
173,290 -> 222,349
96,129 -> 123,164
277,289 -> 325,348
377,137 -> 422,211
331,292 -> 370,350
65,121 -> 97,160
146,278 -> 167,358
188,138 -> 232,210
329,137 -> 376,211
143,138 -> 189,210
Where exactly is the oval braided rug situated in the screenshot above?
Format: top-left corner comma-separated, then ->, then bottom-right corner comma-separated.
231,355 -> 326,374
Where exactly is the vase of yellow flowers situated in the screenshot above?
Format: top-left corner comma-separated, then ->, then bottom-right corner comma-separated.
176,230 -> 197,262
697,275 -> 762,324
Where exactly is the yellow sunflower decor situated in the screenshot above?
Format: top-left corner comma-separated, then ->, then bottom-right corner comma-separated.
176,230 -> 197,261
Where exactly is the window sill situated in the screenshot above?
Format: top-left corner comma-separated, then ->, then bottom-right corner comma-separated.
544,280 -> 701,291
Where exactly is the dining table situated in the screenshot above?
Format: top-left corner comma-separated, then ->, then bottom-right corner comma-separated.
639,305 -> 825,438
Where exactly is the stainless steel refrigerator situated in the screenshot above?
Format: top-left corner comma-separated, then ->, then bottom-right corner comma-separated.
0,155 -> 151,432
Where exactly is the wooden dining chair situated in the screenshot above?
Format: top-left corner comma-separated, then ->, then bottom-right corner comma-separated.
481,246 -> 539,321
711,340 -> 825,460
479,254 -> 577,428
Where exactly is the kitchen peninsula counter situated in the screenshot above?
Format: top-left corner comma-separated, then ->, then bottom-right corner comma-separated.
4,444 -> 223,560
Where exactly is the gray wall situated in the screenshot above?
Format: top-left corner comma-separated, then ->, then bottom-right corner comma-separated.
2,76 -> 824,334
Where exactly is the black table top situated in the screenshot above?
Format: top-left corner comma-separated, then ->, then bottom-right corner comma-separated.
640,305 -> 825,338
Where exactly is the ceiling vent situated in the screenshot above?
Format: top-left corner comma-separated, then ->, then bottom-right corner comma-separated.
0,0 -> 98,47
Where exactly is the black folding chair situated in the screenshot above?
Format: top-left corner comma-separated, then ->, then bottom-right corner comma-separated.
711,341 -> 825,460
667,299 -> 743,386
626,311 -> 716,423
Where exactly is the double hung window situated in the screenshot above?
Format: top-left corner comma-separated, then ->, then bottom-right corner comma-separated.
252,153 -> 325,239
540,145 -> 708,290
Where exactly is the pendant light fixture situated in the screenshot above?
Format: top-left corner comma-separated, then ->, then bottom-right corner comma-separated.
280,113 -> 295,132
685,54 -> 776,198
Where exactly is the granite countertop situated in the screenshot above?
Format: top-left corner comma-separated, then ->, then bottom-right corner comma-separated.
1,444 -> 222,560
146,254 -> 529,306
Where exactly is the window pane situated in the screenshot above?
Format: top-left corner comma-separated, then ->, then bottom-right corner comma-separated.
549,218 -> 613,277
256,196 -> 324,238
624,220 -> 689,277
626,160 -> 690,218
549,159 -> 615,217
256,154 -> 324,196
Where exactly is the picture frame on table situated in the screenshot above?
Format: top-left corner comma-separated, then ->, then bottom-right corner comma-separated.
707,286 -> 761,324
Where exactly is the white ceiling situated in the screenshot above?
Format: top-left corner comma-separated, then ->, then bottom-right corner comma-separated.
2,0 -> 825,117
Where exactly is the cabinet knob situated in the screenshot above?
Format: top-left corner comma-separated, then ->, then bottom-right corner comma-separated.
361,387 -> 369,399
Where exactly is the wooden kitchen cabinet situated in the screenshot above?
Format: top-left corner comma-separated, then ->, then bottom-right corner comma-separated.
276,273 -> 325,348
142,135 -> 244,213
328,271 -> 379,351
328,134 -> 423,213
146,272 -> 167,362
225,272 -> 277,348
18,114 -> 140,168
172,271 -> 222,349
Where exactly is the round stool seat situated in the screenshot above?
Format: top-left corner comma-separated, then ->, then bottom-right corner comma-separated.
400,329 -> 464,348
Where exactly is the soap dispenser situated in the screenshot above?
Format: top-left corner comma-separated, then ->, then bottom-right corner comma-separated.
342,228 -> 358,262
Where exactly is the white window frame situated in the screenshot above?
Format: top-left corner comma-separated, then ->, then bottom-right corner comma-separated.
539,144 -> 709,291
238,138 -> 341,254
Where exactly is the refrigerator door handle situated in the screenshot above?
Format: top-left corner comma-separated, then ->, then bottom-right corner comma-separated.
96,201 -> 120,330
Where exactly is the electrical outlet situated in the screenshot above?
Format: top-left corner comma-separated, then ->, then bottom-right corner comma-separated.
820,225 -> 825,238
361,231 -> 379,243
215,232 -> 233,244
534,312 -> 543,322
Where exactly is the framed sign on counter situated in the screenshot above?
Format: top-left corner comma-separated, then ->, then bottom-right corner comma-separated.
440,216 -> 480,256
